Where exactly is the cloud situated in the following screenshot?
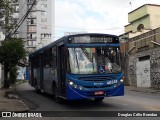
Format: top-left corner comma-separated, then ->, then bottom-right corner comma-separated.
54,0 -> 160,39
55,0 -> 126,38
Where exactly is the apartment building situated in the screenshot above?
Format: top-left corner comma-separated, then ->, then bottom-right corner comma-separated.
12,0 -> 52,53
9,0 -> 53,80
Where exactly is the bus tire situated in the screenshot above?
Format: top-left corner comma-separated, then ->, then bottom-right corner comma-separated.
53,84 -> 63,104
94,97 -> 104,102
35,80 -> 40,93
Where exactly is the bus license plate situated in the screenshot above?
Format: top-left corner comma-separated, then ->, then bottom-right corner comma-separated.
94,91 -> 104,95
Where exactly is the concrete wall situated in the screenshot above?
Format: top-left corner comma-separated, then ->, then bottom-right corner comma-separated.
126,28 -> 160,89
18,0 -> 27,40
126,5 -> 160,33
128,47 -> 160,89
128,5 -> 147,23
125,15 -> 150,32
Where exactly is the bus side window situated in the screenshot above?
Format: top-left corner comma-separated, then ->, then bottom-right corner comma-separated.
51,47 -> 57,68
35,55 -> 39,68
44,49 -> 52,68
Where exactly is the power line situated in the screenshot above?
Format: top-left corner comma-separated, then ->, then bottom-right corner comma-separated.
55,26 -> 123,30
6,0 -> 39,38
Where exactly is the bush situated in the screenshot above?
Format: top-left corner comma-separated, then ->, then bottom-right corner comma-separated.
9,66 -> 18,85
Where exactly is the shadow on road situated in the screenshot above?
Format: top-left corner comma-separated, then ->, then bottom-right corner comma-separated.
32,90 -> 118,111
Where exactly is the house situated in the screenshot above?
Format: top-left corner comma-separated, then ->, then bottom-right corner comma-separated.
119,4 -> 160,89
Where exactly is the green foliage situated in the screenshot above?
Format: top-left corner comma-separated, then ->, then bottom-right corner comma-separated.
0,38 -> 26,66
0,38 -> 26,86
9,66 -> 17,85
0,0 -> 18,34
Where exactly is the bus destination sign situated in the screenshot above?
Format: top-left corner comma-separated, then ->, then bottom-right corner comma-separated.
68,35 -> 118,43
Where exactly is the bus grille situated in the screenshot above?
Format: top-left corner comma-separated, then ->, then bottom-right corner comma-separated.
78,76 -> 117,81
83,85 -> 112,88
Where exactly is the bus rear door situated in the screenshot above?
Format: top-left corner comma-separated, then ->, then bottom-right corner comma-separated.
39,52 -> 44,90
58,45 -> 67,97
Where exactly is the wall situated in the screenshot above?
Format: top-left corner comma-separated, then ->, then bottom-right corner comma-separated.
128,5 -> 148,23
128,47 -> 160,89
125,15 -> 150,32
127,27 -> 160,89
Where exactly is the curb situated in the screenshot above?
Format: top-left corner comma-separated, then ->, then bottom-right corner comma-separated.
0,86 -> 30,112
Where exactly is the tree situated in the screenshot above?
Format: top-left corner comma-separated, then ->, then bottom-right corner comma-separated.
0,0 -> 20,88
0,38 -> 26,88
0,0 -> 18,34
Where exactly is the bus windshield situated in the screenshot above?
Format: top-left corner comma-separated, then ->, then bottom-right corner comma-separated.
68,47 -> 121,74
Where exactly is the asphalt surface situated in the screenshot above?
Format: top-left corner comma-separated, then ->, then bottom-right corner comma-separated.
1,82 -> 160,120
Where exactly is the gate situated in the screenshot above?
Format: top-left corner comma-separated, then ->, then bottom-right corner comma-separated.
136,60 -> 151,87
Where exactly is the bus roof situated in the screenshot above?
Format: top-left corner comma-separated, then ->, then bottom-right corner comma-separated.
29,33 -> 118,56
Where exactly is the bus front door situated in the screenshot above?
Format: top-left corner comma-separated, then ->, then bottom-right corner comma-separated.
58,45 -> 67,97
39,52 -> 44,90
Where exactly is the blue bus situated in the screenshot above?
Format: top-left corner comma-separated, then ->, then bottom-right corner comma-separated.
29,33 -> 124,103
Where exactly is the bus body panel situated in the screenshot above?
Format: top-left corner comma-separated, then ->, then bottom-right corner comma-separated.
66,83 -> 124,100
65,73 -> 124,100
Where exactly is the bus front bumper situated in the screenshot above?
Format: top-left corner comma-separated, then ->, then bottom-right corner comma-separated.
66,83 -> 124,100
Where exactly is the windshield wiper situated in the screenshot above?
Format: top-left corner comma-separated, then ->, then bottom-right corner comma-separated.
73,48 -> 80,73
80,46 -> 93,63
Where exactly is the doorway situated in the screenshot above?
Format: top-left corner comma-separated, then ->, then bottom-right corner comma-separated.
136,60 -> 151,87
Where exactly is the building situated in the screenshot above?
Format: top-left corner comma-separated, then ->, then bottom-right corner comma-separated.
19,0 -> 53,52
127,27 -> 160,89
120,4 -> 160,89
120,4 -> 160,41
125,4 -> 160,33
11,0 -> 53,80
12,0 -> 52,53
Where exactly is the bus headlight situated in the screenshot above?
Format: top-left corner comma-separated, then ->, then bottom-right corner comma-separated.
68,80 -> 74,86
68,80 -> 84,90
74,84 -> 78,89
79,86 -> 83,90
120,79 -> 124,82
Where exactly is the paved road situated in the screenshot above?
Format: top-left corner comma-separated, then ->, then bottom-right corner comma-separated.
13,82 -> 160,119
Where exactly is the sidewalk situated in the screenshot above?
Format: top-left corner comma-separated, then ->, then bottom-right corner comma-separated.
0,88 -> 29,112
125,86 -> 160,95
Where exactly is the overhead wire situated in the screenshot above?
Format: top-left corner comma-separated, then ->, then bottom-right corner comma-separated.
6,0 -> 39,38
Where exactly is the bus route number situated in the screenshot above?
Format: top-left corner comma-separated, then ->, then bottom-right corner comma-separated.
107,80 -> 118,85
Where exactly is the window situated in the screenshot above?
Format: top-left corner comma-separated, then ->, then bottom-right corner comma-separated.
31,19 -> 34,24
27,19 -> 36,25
137,24 -> 144,32
27,26 -> 36,32
27,34 -> 36,39
28,0 -> 34,4
44,49 -> 52,67
51,47 -> 57,68
41,18 -> 47,22
42,26 -> 47,29
41,12 -> 47,16
41,4 -> 47,9
139,55 -> 150,61
28,12 -> 36,18
27,40 -> 36,46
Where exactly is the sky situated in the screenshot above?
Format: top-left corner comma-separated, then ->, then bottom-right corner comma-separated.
54,0 -> 160,40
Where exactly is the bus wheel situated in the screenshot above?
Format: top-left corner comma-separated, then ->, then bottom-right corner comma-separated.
35,81 -> 40,93
53,85 -> 63,104
94,97 -> 104,102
